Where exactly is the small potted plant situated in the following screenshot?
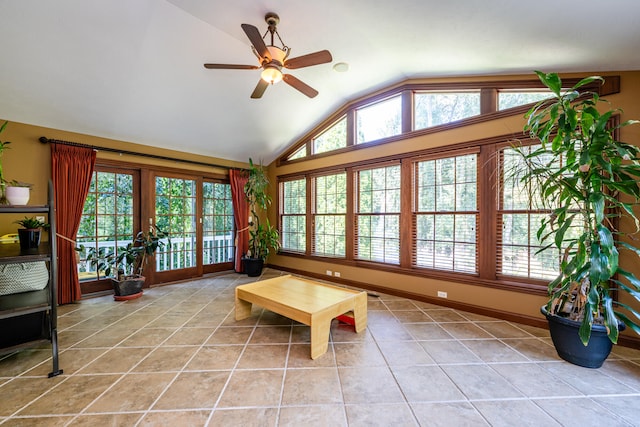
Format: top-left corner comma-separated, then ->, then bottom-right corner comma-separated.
14,216 -> 49,252
510,71 -> 640,367
242,158 -> 280,276
86,226 -> 169,300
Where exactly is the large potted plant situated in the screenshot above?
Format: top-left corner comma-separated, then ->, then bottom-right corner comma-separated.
86,226 -> 169,300
242,158 -> 280,277
512,71 -> 640,367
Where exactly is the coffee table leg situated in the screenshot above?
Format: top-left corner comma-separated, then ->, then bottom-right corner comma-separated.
352,292 -> 368,333
310,319 -> 331,359
235,297 -> 253,320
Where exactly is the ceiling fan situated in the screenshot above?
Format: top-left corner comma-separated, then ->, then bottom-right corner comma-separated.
204,12 -> 332,99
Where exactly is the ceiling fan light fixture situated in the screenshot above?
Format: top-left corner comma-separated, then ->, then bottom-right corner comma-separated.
261,64 -> 283,84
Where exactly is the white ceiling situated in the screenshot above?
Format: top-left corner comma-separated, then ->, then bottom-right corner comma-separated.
1,0 -> 639,164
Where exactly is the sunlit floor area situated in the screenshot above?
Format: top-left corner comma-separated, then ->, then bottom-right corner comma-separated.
1,269 -> 640,426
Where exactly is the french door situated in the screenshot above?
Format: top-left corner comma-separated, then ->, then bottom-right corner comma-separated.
147,173 -> 236,283
78,167 -> 235,294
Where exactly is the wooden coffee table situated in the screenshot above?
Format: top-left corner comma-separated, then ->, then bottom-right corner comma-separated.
235,275 -> 367,359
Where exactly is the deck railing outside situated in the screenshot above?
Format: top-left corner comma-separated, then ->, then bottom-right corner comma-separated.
77,233 -> 234,280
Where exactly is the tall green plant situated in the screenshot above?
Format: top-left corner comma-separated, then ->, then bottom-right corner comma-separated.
244,158 -> 280,260
516,71 -> 640,345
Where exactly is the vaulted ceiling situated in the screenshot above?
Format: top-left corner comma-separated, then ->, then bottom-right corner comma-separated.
1,0 -> 639,164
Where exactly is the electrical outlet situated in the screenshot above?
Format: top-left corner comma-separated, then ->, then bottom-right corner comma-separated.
326,270 -> 332,276
36,216 -> 45,223
437,291 -> 448,298
334,271 -> 341,277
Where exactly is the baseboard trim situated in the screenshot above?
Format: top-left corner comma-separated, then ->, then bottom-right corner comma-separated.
269,264 -> 640,350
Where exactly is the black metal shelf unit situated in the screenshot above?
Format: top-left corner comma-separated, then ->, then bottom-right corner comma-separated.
0,181 -> 62,377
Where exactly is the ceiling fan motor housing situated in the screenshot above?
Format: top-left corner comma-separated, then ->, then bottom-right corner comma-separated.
265,12 -> 280,27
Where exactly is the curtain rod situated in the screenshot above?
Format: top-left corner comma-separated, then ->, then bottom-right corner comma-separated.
39,136 -> 231,170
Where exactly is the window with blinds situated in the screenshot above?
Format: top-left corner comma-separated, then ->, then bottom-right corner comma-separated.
497,144 -> 568,280
413,153 -> 478,273
313,173 -> 347,257
355,164 -> 401,263
281,178 -> 307,253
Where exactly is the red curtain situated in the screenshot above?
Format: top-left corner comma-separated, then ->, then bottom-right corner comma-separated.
51,144 -> 96,304
230,169 -> 249,273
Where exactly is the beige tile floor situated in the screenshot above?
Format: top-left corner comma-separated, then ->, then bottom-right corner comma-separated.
1,269 -> 640,426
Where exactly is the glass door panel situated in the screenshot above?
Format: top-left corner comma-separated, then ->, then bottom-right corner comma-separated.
77,168 -> 137,294
154,176 -> 197,278
202,181 -> 234,273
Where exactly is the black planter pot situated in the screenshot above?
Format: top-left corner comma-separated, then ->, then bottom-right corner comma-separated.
242,257 -> 264,277
17,228 -> 41,253
541,305 -> 625,368
111,276 -> 145,301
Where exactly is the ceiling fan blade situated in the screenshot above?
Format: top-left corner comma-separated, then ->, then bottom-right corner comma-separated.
241,23 -> 271,62
251,79 -> 269,99
284,50 -> 332,69
283,74 -> 319,98
204,63 -> 260,70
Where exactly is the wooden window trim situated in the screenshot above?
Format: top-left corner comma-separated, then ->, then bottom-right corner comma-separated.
277,75 -> 620,166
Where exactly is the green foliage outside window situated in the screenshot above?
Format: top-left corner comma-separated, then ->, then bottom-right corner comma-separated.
414,92 -> 480,130
498,91 -> 552,110
313,117 -> 347,154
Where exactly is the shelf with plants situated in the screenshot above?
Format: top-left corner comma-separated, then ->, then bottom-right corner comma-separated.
0,181 -> 62,377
